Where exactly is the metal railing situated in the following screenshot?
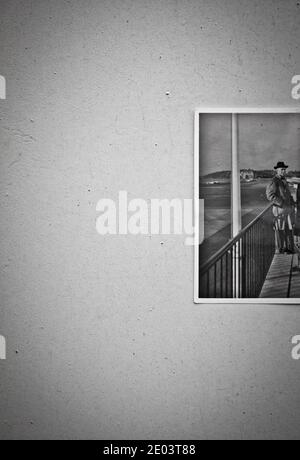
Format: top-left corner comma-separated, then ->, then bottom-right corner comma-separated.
199,204 -> 275,298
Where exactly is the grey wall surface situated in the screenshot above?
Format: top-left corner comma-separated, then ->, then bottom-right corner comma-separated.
0,0 -> 300,440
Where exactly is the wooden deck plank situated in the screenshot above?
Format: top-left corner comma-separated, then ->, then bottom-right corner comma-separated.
290,254 -> 300,298
259,254 -> 293,298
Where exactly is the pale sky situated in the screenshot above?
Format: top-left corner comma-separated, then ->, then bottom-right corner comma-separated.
199,114 -> 300,176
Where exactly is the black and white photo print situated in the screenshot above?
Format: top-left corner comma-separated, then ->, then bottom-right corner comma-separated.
195,109 -> 300,303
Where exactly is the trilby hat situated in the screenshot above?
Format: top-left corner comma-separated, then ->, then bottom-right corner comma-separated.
274,161 -> 289,169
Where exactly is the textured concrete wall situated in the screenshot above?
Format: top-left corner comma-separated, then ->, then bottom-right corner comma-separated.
0,0 -> 300,440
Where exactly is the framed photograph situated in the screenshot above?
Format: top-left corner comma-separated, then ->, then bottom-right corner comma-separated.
194,108 -> 300,304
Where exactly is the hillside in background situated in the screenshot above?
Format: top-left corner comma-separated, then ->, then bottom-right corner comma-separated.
201,170 -> 300,180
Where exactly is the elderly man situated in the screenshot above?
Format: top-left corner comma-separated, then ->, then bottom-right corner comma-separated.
266,161 -> 295,254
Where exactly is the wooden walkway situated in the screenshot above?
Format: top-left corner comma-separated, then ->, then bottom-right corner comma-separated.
260,253 -> 300,298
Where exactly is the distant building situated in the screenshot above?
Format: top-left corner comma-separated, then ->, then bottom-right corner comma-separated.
240,169 -> 255,181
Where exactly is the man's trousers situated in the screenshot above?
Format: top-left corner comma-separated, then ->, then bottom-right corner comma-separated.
273,213 -> 294,253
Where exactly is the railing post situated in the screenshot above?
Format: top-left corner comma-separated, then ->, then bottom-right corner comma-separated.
231,113 -> 242,297
231,113 -> 242,237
